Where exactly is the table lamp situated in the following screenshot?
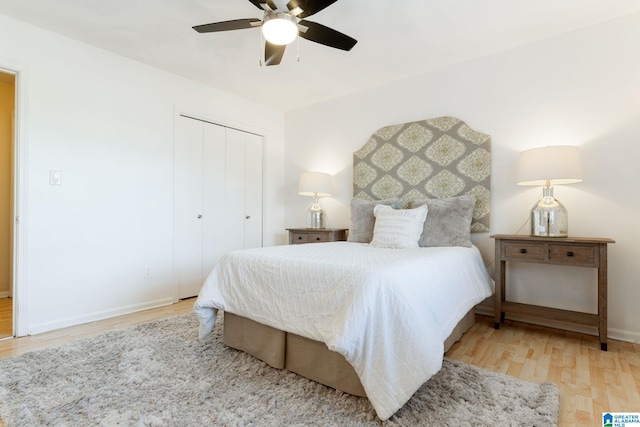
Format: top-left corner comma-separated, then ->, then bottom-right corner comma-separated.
298,172 -> 332,229
517,145 -> 583,237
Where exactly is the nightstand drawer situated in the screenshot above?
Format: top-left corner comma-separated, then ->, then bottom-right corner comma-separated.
502,242 -> 545,261
287,228 -> 348,245
308,233 -> 329,243
291,233 -> 310,244
549,244 -> 597,266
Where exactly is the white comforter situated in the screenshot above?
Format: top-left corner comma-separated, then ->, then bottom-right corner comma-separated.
194,241 -> 493,421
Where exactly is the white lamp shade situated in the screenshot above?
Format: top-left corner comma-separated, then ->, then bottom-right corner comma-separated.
298,172 -> 332,197
262,13 -> 298,45
517,145 -> 583,186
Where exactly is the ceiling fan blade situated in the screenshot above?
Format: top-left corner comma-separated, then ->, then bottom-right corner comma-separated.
247,0 -> 278,11
287,0 -> 337,18
193,19 -> 261,33
264,42 -> 286,66
298,20 -> 357,51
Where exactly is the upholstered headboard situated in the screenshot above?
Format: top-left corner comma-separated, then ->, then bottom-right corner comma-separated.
353,116 -> 490,232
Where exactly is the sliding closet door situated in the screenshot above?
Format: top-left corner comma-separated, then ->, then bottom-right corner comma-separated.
225,128 -> 263,251
243,132 -> 263,249
201,123 -> 227,283
174,117 -> 205,299
225,128 -> 248,253
174,116 -> 263,299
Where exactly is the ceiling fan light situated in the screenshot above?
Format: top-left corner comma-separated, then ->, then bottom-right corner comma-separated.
262,13 -> 298,45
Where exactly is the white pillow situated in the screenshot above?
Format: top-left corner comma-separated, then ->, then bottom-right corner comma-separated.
370,204 -> 428,249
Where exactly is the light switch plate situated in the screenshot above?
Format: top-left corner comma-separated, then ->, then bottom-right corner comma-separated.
49,170 -> 62,185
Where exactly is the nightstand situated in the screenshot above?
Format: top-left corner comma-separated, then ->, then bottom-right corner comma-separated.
287,228 -> 348,245
491,234 -> 615,351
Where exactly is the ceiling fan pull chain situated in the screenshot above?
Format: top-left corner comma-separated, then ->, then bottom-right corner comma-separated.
259,31 -> 264,66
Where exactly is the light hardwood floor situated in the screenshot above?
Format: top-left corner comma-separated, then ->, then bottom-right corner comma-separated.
0,298 -> 195,359
0,298 -> 11,340
447,316 -> 640,427
0,300 -> 638,427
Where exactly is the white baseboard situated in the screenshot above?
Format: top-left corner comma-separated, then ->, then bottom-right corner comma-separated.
27,297 -> 176,335
607,327 -> 640,344
0,291 -> 10,299
475,306 -> 640,345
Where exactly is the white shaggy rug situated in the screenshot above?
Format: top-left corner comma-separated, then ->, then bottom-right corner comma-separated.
0,313 -> 559,426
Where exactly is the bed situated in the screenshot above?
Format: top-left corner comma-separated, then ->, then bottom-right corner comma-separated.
194,117 -> 493,421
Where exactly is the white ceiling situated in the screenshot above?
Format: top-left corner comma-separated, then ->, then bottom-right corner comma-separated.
1,0 -> 640,111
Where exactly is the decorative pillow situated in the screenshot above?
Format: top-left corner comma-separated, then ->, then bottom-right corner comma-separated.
409,195 -> 476,248
348,198 -> 399,243
370,204 -> 428,249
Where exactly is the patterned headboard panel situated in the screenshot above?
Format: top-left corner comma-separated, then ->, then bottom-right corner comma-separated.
353,116 -> 490,232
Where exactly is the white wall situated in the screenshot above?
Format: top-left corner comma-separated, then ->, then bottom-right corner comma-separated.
0,14 -> 285,334
285,13 -> 640,343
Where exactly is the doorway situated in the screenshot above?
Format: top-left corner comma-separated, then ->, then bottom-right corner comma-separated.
0,70 -> 15,339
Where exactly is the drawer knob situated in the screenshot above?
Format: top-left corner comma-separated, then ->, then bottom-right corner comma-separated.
316,237 -> 321,241
520,248 -> 527,254
567,251 -> 574,257
298,236 -> 303,240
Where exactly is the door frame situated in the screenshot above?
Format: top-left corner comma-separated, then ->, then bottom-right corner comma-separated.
1,61 -> 29,337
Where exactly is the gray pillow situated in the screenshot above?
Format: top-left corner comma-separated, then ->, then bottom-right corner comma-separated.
409,195 -> 476,247
348,198 -> 399,243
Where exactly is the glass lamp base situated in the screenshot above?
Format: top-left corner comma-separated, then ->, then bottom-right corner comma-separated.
306,202 -> 326,229
530,187 -> 568,237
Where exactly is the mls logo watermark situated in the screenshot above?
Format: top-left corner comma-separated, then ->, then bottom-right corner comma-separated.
604,413 -> 640,427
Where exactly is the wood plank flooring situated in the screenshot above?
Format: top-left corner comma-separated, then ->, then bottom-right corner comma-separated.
447,316 -> 640,427
0,299 -> 195,360
0,298 -> 11,340
0,301 -> 638,427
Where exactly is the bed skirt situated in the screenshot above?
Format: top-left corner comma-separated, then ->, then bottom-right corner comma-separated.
222,309 -> 476,397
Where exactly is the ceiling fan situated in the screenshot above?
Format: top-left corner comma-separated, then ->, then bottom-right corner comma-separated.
193,0 -> 357,66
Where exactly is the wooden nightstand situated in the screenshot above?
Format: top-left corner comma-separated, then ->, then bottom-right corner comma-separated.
287,228 -> 347,245
491,234 -> 615,351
